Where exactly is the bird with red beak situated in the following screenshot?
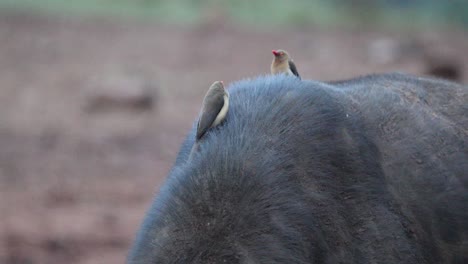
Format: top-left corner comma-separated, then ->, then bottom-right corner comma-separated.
196,81 -> 229,141
271,49 -> 301,79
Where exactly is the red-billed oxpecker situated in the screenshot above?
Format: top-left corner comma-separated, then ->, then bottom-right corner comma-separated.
196,81 -> 229,141
271,49 -> 301,79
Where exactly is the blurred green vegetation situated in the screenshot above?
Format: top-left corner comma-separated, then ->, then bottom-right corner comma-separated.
0,0 -> 467,29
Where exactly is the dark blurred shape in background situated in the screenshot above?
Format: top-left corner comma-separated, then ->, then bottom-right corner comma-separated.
0,1 -> 466,264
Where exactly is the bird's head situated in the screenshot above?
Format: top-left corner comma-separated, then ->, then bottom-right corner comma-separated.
209,81 -> 225,93
272,49 -> 288,61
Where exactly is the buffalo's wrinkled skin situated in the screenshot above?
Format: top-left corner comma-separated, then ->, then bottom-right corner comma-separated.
128,74 -> 468,264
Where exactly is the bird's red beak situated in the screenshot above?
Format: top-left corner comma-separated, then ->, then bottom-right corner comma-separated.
272,50 -> 279,56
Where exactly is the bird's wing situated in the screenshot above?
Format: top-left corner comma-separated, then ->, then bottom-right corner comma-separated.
288,60 -> 301,79
196,92 -> 225,140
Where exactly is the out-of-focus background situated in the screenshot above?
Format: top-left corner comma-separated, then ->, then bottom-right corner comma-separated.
0,1 -> 466,263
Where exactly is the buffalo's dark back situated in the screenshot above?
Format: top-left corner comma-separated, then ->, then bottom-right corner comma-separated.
129,74 -> 468,264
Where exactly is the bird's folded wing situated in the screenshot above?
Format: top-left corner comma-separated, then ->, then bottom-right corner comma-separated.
289,60 -> 301,79
197,95 -> 225,140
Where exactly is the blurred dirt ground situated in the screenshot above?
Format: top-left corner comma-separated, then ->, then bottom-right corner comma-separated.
0,11 -> 467,264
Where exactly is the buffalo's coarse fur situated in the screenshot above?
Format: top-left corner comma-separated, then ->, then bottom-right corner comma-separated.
129,73 -> 468,264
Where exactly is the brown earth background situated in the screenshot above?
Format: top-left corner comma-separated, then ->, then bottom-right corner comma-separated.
0,4 -> 467,264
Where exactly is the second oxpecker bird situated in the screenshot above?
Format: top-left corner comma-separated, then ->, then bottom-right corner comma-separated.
196,81 -> 229,141
271,49 -> 301,79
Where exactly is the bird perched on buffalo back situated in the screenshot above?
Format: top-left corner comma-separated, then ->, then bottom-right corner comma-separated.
271,49 -> 301,79
196,81 -> 229,141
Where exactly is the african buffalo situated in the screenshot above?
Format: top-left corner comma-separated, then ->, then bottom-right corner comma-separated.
128,73 -> 467,263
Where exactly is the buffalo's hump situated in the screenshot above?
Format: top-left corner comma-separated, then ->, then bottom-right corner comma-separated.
129,73 -> 468,264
